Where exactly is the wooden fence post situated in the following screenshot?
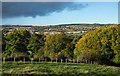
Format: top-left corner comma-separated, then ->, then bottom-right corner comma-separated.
66,59 -> 67,63
3,57 -> 5,63
51,59 -> 52,63
31,58 -> 33,64
56,58 -> 57,63
77,59 -> 78,63
86,60 -> 87,63
45,58 -> 47,62
24,58 -> 25,63
91,61 -> 92,64
39,58 -> 40,62
14,57 -> 15,62
61,59 -> 62,63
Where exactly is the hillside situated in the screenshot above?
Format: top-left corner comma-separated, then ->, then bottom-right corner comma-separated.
2,24 -> 115,36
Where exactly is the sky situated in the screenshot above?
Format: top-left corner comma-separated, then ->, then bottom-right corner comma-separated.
2,2 -> 118,26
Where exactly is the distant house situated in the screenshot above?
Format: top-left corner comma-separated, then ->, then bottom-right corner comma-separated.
82,31 -> 87,33
35,32 -> 41,34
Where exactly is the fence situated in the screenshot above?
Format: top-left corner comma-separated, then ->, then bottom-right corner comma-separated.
2,57 -> 99,65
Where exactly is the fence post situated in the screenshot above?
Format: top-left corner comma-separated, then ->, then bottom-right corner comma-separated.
39,58 -> 40,62
86,60 -> 87,63
91,61 -> 92,64
51,59 -> 52,63
77,59 -> 78,63
56,58 -> 57,63
3,57 -> 5,63
31,58 -> 33,64
45,58 -> 47,62
61,59 -> 62,63
70,59 -> 72,63
14,57 -> 15,62
66,59 -> 67,63
24,58 -> 25,63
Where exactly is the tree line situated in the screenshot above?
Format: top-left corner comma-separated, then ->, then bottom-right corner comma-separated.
2,24 -> 120,65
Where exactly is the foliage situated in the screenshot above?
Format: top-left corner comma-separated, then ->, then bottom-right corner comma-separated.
36,46 -> 45,59
2,24 -> 120,66
74,24 -> 120,65
27,33 -> 45,58
2,33 -> 6,52
44,33 -> 74,59
3,30 -> 31,57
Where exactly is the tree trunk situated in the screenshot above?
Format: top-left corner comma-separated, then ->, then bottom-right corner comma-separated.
73,59 -> 75,63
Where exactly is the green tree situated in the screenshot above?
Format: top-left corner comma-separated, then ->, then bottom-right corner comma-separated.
27,33 -> 45,58
2,33 -> 6,52
61,42 -> 75,59
44,33 -> 74,60
5,30 -> 30,57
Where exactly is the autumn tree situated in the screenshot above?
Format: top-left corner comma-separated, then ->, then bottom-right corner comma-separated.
74,24 -> 120,65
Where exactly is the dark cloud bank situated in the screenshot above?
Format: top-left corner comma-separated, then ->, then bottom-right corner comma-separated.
2,2 -> 88,18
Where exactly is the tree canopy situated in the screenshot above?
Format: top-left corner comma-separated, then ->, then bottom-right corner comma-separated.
2,24 -> 120,66
27,33 -> 45,58
3,30 -> 31,57
74,24 -> 120,65
44,33 -> 74,60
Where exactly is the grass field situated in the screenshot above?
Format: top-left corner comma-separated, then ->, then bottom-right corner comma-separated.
69,33 -> 85,36
2,62 -> 120,76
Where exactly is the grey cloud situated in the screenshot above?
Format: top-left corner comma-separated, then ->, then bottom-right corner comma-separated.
2,2 -> 88,18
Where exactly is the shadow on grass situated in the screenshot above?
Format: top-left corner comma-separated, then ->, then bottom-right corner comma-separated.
2,73 -> 119,76
3,62 -> 88,66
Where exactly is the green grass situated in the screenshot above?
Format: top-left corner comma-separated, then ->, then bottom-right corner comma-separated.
70,33 -> 84,36
2,62 -> 120,76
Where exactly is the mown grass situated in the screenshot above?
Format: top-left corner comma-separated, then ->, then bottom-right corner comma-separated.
70,33 -> 84,36
2,62 -> 120,76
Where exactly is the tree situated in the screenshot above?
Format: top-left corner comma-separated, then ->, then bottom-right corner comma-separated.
2,33 -> 6,52
74,24 -> 120,65
6,30 -> 31,57
44,33 -> 74,60
36,46 -> 45,59
27,33 -> 45,58
61,42 -> 75,59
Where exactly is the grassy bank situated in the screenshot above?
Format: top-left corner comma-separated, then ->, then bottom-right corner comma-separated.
2,62 -> 120,76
